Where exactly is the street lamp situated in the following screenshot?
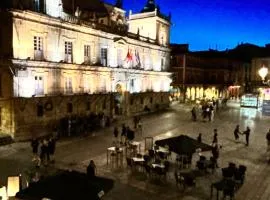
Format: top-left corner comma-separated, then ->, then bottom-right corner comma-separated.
258,65 -> 270,85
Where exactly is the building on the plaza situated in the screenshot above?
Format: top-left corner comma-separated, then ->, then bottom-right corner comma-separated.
170,44 -> 247,102
0,0 -> 172,140
251,57 -> 270,101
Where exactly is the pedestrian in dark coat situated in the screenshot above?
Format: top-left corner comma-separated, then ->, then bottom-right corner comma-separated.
40,139 -> 49,166
113,127 -> 119,139
31,138 -> 39,161
87,160 -> 96,179
48,137 -> 56,163
121,124 -> 127,144
266,129 -> 270,147
212,129 -> 218,144
191,106 -> 197,121
266,129 -> 270,162
243,126 -> 251,146
234,125 -> 241,141
197,133 -> 202,143
212,143 -> 219,167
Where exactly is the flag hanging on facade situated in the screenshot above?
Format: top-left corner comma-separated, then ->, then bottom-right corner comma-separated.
125,49 -> 133,63
135,50 -> 141,67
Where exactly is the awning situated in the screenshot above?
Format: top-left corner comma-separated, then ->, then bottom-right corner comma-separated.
155,135 -> 213,155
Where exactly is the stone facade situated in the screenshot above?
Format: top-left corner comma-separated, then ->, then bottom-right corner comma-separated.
0,0 -> 172,140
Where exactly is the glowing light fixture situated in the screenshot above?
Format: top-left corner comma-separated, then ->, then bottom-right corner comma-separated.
258,65 -> 268,81
258,65 -> 270,86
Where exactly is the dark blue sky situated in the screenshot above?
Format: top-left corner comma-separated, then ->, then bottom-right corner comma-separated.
104,0 -> 270,51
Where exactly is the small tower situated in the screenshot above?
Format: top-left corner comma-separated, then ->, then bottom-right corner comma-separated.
128,0 -> 171,46
141,0 -> 156,13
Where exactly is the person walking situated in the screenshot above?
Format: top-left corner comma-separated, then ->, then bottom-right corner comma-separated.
266,129 -> 270,162
121,124 -> 127,145
113,127 -> 119,143
87,160 -> 97,179
191,106 -> 197,121
243,126 -> 251,146
137,117 -> 143,136
39,139 -> 49,166
234,125 -> 241,141
31,137 -> 39,162
212,143 -> 220,168
197,133 -> 202,143
48,136 -> 56,163
212,129 -> 218,144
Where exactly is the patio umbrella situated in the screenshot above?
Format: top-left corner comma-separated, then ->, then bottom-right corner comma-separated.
155,135 -> 213,156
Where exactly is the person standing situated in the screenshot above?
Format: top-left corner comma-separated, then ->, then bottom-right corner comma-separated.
113,127 -> 119,142
31,137 -> 39,162
212,129 -> 218,144
243,126 -> 251,146
87,160 -> 97,179
266,129 -> 270,147
48,136 -> 56,163
39,139 -> 49,166
191,106 -> 197,121
234,125 -> 241,141
121,124 -> 127,145
197,133 -> 202,143
212,143 -> 220,168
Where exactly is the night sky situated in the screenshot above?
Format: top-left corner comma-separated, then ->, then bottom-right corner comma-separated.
104,0 -> 270,51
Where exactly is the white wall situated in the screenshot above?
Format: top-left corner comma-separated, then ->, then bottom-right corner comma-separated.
11,11 -> 172,97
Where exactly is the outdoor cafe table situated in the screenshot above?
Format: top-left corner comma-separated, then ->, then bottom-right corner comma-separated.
129,141 -> 141,153
152,163 -> 165,169
107,147 -> 123,165
132,157 -> 145,163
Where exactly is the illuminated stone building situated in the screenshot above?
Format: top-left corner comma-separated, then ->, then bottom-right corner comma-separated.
251,57 -> 270,99
0,0 -> 172,140
170,44 -> 246,101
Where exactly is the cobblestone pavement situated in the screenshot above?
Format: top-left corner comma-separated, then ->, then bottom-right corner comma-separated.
1,101 -> 270,200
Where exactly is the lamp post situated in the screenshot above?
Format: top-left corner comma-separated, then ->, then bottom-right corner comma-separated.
258,65 -> 270,85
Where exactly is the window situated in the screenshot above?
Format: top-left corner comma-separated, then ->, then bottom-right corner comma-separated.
117,49 -> 123,67
130,79 -> 135,93
34,76 -> 44,95
37,104 -> 44,117
140,97 -> 144,104
65,77 -> 73,94
150,97 -> 153,104
34,36 -> 43,60
34,0 -> 40,12
84,45 -> 91,63
161,58 -> 165,71
65,41 -> 73,63
101,48 -> 107,66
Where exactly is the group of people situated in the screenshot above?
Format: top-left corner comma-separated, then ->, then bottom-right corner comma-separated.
191,99 -> 219,122
31,136 -> 56,167
113,117 -> 143,145
113,123 -> 136,145
196,125 -> 254,168
233,125 -> 251,146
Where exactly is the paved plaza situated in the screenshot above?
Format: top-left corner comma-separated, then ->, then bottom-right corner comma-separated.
1,101 -> 270,200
